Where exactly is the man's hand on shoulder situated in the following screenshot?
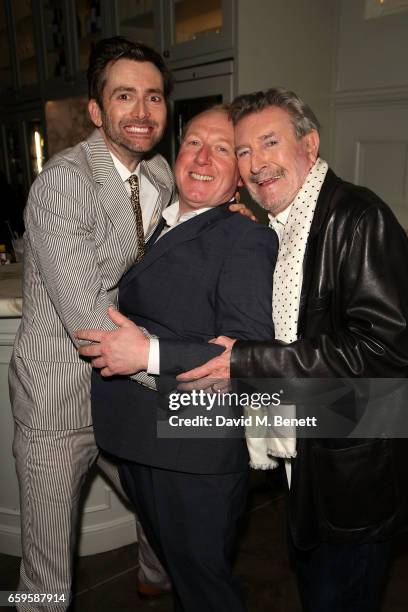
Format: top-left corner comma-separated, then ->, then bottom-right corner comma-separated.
229,192 -> 258,221
75,306 -> 149,377
176,336 -> 236,391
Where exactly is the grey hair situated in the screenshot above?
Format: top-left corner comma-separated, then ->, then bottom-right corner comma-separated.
230,88 -> 320,139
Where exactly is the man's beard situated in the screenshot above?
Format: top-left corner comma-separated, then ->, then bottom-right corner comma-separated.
251,194 -> 289,216
101,113 -> 163,155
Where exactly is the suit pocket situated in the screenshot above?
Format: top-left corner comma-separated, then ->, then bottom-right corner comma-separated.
312,439 -> 397,530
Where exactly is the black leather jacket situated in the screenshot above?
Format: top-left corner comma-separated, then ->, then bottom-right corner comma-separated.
231,169 -> 408,548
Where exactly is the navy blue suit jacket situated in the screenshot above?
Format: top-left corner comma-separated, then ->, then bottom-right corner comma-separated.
92,204 -> 278,474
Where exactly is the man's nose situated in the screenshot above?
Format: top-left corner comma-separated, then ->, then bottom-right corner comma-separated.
195,144 -> 211,165
250,149 -> 268,175
132,98 -> 150,120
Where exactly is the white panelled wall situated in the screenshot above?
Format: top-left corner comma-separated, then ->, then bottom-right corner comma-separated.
334,0 -> 408,229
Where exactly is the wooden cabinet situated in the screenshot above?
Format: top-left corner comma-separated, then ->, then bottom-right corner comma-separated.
0,3 -> 13,94
76,0 -> 104,73
13,0 -> 39,88
161,0 -> 234,68
0,0 -> 117,102
115,0 -> 160,50
112,0 -> 235,68
1,124 -> 25,204
0,106 -> 45,206
0,0 -> 235,197
40,0 -> 73,84
2,0 -> 41,99
0,0 -> 107,194
1,0 -> 235,100
36,0 -> 110,97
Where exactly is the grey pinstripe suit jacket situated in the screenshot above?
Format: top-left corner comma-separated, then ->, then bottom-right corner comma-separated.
9,129 -> 174,430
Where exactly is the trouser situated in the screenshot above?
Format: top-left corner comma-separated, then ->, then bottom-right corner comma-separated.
120,462 -> 249,612
12,420 -> 169,612
290,535 -> 392,612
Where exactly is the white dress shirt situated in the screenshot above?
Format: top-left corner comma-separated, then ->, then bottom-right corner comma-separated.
268,204 -> 293,242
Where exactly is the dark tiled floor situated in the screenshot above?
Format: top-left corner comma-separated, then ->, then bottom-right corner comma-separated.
1,471 -> 407,611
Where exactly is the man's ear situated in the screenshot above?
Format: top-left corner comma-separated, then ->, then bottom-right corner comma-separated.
237,176 -> 244,188
303,130 -> 320,164
88,99 -> 103,128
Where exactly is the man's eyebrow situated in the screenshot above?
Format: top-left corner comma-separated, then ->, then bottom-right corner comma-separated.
110,86 -> 164,97
260,131 -> 278,141
184,133 -> 233,147
235,131 -> 278,151
145,87 -> 164,95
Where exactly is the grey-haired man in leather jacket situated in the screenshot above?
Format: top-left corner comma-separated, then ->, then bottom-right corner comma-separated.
177,88 -> 408,612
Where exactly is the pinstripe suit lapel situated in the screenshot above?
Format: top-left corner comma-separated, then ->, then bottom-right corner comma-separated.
88,130 -> 141,266
100,171 -> 140,267
87,130 -> 114,183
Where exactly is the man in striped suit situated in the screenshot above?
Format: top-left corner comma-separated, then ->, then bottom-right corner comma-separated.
8,37 -> 175,610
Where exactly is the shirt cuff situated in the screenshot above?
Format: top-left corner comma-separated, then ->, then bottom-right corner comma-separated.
147,337 -> 160,375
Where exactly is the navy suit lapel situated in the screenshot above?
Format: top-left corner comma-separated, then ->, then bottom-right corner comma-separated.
146,217 -> 166,249
120,203 -> 232,289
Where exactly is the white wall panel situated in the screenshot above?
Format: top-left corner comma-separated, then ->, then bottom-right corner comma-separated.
334,102 -> 408,228
337,0 -> 408,93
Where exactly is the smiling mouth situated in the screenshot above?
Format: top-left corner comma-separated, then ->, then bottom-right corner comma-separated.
189,172 -> 214,182
123,125 -> 153,136
258,175 -> 284,187
251,170 -> 285,187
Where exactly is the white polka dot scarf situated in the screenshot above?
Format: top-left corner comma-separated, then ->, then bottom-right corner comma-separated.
272,158 -> 328,343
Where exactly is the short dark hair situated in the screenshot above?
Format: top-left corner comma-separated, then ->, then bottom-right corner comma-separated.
230,87 -> 320,139
87,36 -> 173,108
